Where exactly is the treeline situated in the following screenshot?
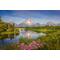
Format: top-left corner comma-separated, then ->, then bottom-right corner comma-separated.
0,17 -> 15,33
25,26 -> 60,31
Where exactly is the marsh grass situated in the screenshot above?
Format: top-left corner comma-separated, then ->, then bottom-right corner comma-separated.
25,26 -> 60,50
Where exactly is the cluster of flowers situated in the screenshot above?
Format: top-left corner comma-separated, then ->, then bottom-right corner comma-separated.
17,41 -> 44,50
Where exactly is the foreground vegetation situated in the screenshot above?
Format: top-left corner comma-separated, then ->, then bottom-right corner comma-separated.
6,26 -> 60,50
24,26 -> 60,50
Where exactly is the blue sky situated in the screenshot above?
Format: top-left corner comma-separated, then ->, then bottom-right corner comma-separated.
0,10 -> 60,24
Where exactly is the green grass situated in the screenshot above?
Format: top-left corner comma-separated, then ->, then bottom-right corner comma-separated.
24,26 -> 60,50
1,31 -> 18,35
19,37 -> 33,45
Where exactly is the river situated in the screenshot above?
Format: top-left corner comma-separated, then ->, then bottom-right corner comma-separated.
0,29 -> 46,49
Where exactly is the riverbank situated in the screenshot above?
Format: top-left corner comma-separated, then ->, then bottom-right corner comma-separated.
0,26 -> 60,50
23,26 -> 60,50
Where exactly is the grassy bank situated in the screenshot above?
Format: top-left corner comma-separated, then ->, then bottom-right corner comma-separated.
24,26 -> 60,50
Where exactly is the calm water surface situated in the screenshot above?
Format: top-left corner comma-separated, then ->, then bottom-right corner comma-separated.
0,30 -> 46,49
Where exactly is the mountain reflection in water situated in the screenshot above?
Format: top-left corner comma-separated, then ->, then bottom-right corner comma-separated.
20,31 -> 46,39
0,30 -> 46,49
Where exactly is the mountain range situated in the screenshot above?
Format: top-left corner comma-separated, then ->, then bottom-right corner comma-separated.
16,19 -> 60,27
